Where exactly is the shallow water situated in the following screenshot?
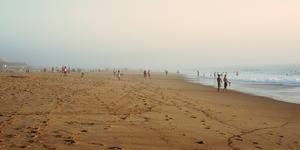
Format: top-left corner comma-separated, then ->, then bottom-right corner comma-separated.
182,64 -> 300,104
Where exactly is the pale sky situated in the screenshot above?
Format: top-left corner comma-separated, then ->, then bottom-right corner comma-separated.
1,0 -> 299,69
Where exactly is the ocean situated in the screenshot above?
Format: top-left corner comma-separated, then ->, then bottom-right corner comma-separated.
182,64 -> 300,104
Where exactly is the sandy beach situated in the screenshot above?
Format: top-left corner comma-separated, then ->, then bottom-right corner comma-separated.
0,72 -> 299,150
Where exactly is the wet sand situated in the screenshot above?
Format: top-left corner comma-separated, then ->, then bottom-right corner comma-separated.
0,72 -> 299,150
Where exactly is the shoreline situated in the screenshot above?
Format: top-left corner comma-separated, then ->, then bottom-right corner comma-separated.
0,72 -> 299,149
184,74 -> 300,105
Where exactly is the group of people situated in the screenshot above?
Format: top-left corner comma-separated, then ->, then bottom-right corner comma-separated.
113,69 -> 122,80
144,70 -> 151,79
216,74 -> 231,92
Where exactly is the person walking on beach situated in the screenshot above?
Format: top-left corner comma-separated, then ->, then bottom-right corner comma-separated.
223,75 -> 230,91
217,74 -> 222,92
117,70 -> 121,80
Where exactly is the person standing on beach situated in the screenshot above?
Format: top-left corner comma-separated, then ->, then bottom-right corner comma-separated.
148,70 -> 151,79
62,66 -> 67,76
113,69 -> 116,76
144,70 -> 147,78
217,74 -> 222,92
223,75 -> 230,91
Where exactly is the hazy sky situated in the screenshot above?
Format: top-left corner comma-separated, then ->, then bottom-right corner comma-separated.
1,0 -> 299,69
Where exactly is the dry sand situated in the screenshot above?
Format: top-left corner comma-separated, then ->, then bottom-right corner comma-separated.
0,72 -> 299,150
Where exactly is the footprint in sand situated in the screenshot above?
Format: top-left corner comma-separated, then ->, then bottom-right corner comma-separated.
90,142 -> 104,146
80,129 -> 88,133
235,138 -> 244,141
81,122 -> 95,126
196,140 -> 206,144
108,146 -> 122,149
255,146 -> 263,149
165,115 -> 173,121
103,125 -> 113,130
214,130 -> 226,135
54,135 -> 62,138
144,117 -> 150,122
18,145 -> 29,148
65,139 -> 76,145
190,115 -> 197,119
253,142 -> 259,145
6,134 -> 19,138
65,137 -> 76,145
120,116 -> 128,120
219,132 -> 226,135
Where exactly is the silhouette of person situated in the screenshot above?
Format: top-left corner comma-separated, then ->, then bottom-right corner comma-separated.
217,74 -> 222,92
223,75 -> 230,91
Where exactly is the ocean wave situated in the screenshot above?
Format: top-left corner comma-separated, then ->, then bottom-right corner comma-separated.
231,77 -> 300,86
182,66 -> 300,87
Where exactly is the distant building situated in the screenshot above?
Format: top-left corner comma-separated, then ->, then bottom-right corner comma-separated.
0,60 -> 30,72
